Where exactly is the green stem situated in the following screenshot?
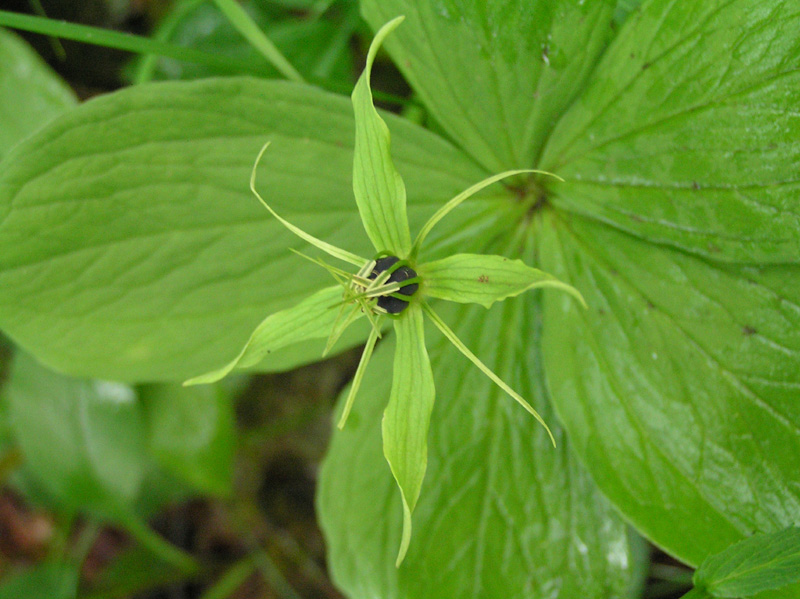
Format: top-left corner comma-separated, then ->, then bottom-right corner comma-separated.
132,0 -> 205,84
252,550 -> 303,599
199,557 -> 256,599
0,10 -> 257,74
26,0 -> 65,59
211,0 -> 304,83
72,520 -> 101,563
122,517 -> 200,576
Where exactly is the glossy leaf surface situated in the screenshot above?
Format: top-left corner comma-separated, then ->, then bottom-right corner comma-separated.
0,78 -> 487,382
695,526 -> 800,598
362,0 -> 618,171
541,0 -> 800,263
540,212 -> 800,574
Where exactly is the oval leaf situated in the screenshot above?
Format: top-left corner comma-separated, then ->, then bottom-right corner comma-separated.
0,78 -> 486,381
4,352 -> 148,517
319,294 -> 642,597
540,212 -> 800,573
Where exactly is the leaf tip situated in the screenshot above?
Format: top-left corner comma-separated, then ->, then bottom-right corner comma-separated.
395,498 -> 413,567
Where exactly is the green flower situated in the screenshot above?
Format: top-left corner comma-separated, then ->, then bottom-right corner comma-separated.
185,16 -> 584,565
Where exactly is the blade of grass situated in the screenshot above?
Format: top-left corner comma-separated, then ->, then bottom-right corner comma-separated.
199,557 -> 257,599
252,550 -> 303,599
121,516 -> 200,576
132,0 -> 205,84
211,0 -> 304,83
27,0 -> 65,59
0,10 -> 257,73
310,0 -> 359,80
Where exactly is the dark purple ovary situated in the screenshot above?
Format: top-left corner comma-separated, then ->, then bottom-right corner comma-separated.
368,256 -> 419,314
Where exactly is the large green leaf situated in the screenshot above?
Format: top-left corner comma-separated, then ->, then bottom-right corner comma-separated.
319,237 -> 643,598
0,78 -> 488,382
4,352 -> 148,517
540,212 -> 800,581
139,382 -> 235,497
0,27 -> 75,158
361,0 -> 618,172
540,0 -> 800,263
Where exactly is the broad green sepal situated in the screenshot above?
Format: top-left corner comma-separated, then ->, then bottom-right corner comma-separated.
351,16 -> 412,257
184,285 -> 350,385
419,253 -> 586,309
382,305 -> 434,566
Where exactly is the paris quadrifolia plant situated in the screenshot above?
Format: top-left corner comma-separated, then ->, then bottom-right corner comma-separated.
184,16 -> 585,565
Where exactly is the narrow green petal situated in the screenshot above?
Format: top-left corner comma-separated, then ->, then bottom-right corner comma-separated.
184,285 -> 351,385
419,253 -> 586,309
337,323 -> 382,429
352,16 -> 412,257
422,302 -> 555,446
382,305 -> 434,566
411,169 -> 563,258
251,143 -> 366,267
